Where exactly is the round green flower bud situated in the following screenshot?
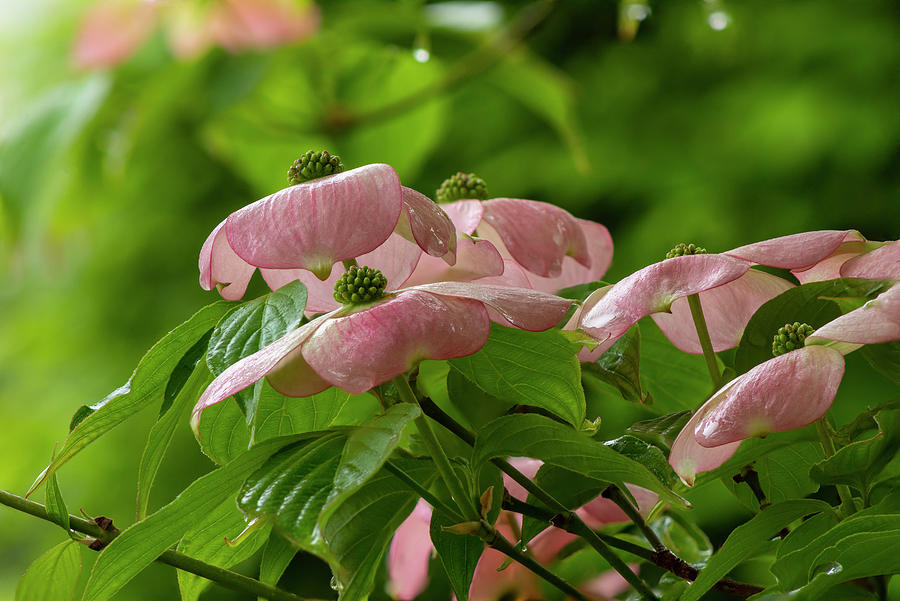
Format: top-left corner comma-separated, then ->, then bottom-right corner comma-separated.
288,150 -> 345,185
665,243 -> 708,259
333,265 -> 388,305
771,322 -> 815,356
436,172 -> 488,203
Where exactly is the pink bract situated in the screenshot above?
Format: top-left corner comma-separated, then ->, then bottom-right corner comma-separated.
438,198 -> 612,290
73,0 -> 157,69
578,254 -> 750,355
669,346 -> 845,485
724,230 -> 863,271
840,240 -> 900,281
200,166 -> 459,300
807,284 -> 900,350
387,499 -> 434,601
191,283 -> 572,430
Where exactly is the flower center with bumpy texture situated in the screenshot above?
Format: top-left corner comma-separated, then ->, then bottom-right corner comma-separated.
772,322 -> 814,356
436,172 -> 488,203
665,243 -> 708,259
288,150 -> 345,184
333,266 -> 388,304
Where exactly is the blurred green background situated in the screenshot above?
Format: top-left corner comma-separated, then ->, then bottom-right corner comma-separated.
1,0 -> 898,599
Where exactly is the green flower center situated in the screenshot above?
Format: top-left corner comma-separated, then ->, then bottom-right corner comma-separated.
333,266 -> 388,305
436,172 -> 488,203
772,322 -> 814,356
665,243 -> 708,259
288,150 -> 345,185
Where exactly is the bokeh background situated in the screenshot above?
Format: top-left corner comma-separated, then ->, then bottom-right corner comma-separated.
1,0 -> 898,599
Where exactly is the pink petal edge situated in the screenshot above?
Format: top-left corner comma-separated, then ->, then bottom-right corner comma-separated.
807,285 -> 900,349
725,230 -> 862,270
397,187 -> 457,265
198,220 -> 256,301
840,240 -> 900,281
387,499 -> 434,601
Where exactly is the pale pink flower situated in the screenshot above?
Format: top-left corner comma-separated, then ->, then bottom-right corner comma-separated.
577,254 -> 751,358
191,283 -> 571,429
669,285 -> 900,485
581,231 -> 868,357
839,239 -> 900,281
199,165 -> 457,301
437,199 -> 613,292
73,0 -> 319,69
386,457 -> 650,601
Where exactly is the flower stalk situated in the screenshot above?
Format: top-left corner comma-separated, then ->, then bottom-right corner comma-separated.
392,376 -> 476,519
687,293 -> 723,389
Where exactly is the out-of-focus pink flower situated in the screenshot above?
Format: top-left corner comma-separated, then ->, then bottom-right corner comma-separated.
669,285 -> 900,485
199,165 -> 457,301
74,0 -> 319,68
577,254 -> 750,358
73,0 -> 158,69
191,282 -> 571,429
386,457 -> 649,601
438,198 -> 613,292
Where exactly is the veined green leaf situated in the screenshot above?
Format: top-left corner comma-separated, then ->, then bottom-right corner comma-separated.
449,323 -> 585,426
473,414 -> 685,507
258,534 -> 298,601
29,301 -> 231,495
639,318 -> 713,413
176,496 -> 273,601
319,458 -> 436,601
582,324 -> 648,403
237,404 -> 420,547
45,463 -> 69,533
136,360 -> 212,520
80,433 -> 313,601
15,540 -> 81,601
680,499 -> 830,601
207,281 -> 307,421
196,397 -> 251,465
429,462 -> 501,601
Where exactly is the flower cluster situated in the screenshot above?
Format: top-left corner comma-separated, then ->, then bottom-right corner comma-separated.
191,153 -> 899,599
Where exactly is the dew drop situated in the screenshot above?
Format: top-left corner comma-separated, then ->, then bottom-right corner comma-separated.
413,48 -> 431,63
707,11 -> 730,30
626,3 -> 651,21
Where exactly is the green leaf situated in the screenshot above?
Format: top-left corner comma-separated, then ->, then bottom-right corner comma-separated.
30,301 -> 232,495
176,496 -> 273,601
604,435 -> 677,488
810,410 -> 900,491
734,278 -> 892,374
771,510 -> 841,589
15,540 -> 81,601
639,318 -> 713,413
788,529 -> 900,599
722,442 -> 825,510
196,397 -> 251,465
207,281 -> 308,420
429,462 -> 501,601
319,458 -> 436,601
862,341 -> 900,384
582,324 -> 648,403
626,411 -> 692,449
772,510 -> 900,590
252,382 -> 380,443
521,464 -> 608,544
449,323 -> 585,426
680,499 -> 830,601
238,404 -> 420,546
258,534 -> 298,601
161,329 -> 213,416
473,414 -> 684,507
556,281 -> 608,302
80,433 -> 313,601
446,367 -> 515,430
136,360 -> 212,520
651,515 -> 713,566
45,466 -> 69,533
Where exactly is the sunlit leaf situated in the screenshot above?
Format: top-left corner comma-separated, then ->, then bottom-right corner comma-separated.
15,540 -> 81,601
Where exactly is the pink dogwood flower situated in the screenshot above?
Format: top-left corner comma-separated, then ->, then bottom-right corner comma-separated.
669,284 -> 900,485
580,231 -> 866,357
199,164 -> 457,301
191,281 -> 572,430
387,458 -> 651,601
74,0 -> 319,69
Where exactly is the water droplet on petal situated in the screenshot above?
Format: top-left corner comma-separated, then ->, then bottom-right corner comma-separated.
707,11 -> 730,30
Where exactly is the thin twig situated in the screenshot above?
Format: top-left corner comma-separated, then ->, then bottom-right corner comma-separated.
0,489 -> 315,601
